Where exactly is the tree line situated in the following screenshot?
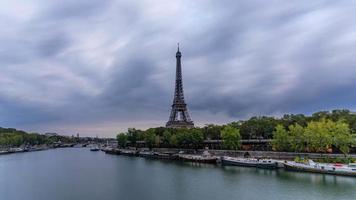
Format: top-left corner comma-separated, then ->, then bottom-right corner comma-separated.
273,119 -> 354,154
116,125 -> 241,150
0,127 -> 78,147
117,109 -> 356,153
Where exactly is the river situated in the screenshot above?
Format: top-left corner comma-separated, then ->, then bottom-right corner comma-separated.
0,148 -> 355,200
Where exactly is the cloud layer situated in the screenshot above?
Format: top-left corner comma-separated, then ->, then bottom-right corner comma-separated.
1,0 -> 356,137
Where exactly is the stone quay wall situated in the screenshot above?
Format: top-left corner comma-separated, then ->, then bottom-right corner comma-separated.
151,148 -> 356,160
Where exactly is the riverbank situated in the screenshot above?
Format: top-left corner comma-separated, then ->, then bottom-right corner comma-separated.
103,147 -> 356,162
102,147 -> 356,177
0,143 -> 79,156
150,148 -> 356,161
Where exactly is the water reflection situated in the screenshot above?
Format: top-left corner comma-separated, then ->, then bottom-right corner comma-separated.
221,165 -> 356,187
277,170 -> 356,186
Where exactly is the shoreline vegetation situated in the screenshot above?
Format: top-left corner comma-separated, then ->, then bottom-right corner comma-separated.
116,109 -> 356,160
1,109 -> 355,163
0,127 -> 109,154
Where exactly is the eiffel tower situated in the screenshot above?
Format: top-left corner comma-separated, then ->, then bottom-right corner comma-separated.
166,44 -> 194,128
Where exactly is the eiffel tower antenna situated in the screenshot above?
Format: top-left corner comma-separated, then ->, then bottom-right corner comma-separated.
166,45 -> 194,128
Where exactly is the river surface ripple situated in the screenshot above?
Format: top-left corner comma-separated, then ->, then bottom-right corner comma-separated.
0,148 -> 355,200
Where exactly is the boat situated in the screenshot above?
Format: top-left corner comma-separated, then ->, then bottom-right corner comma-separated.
90,145 -> 100,151
153,152 -> 175,160
138,150 -> 155,158
0,150 -> 10,155
283,160 -> 356,177
8,147 -> 25,153
221,156 -> 278,169
120,149 -> 137,156
103,148 -> 120,155
178,151 -> 217,164
25,146 -> 46,152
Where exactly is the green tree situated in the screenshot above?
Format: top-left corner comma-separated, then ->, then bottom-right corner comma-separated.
154,135 -> 161,147
116,133 -> 128,148
169,134 -> 178,147
272,125 -> 290,151
176,128 -> 190,147
12,134 -> 24,146
239,116 -> 277,139
190,128 -> 204,149
280,114 -> 308,128
304,119 -> 333,152
127,128 -> 143,145
202,124 -> 222,140
221,126 -> 241,150
331,120 -> 353,155
144,128 -> 156,148
288,124 -> 305,152
162,130 -> 172,147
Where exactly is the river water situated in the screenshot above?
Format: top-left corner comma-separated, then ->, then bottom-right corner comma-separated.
0,148 -> 355,200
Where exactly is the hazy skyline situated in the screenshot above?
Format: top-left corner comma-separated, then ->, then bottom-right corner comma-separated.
1,0 -> 356,137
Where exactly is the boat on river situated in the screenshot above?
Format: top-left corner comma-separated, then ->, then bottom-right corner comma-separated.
178,151 -> 217,164
103,148 -> 121,155
8,148 -> 25,153
154,152 -> 176,160
0,150 -> 10,155
283,160 -> 356,177
221,156 -> 278,169
90,145 -> 100,151
120,149 -> 137,156
138,150 -> 155,158
138,150 -> 174,159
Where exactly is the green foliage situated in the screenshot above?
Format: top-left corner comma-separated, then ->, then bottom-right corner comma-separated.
127,128 -> 143,144
280,114 -> 308,128
163,128 -> 203,148
294,156 -> 308,163
154,135 -> 161,147
169,134 -> 178,147
221,126 -> 241,150
304,119 -> 333,152
0,127 -> 77,147
162,130 -> 172,146
288,124 -> 305,152
272,125 -> 290,151
190,128 -> 204,148
239,116 -> 277,139
272,119 -> 354,154
176,128 -> 191,147
114,109 -> 356,151
202,124 -> 222,140
144,128 -> 156,148
231,109 -> 356,140
331,121 -> 353,155
317,157 -> 356,164
116,133 -> 128,147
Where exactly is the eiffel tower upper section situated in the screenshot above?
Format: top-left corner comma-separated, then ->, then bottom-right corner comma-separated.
166,45 -> 194,128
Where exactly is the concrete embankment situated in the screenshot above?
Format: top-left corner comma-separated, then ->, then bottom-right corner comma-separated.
151,148 -> 356,160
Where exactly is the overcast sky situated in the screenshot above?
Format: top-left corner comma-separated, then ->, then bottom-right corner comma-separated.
1,0 -> 356,137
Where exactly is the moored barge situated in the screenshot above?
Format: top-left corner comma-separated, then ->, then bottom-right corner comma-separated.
283,160 -> 356,177
221,156 -> 278,169
178,151 -> 217,164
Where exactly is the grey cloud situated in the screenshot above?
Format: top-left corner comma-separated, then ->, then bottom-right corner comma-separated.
42,0 -> 112,20
35,33 -> 71,57
0,0 -> 356,136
